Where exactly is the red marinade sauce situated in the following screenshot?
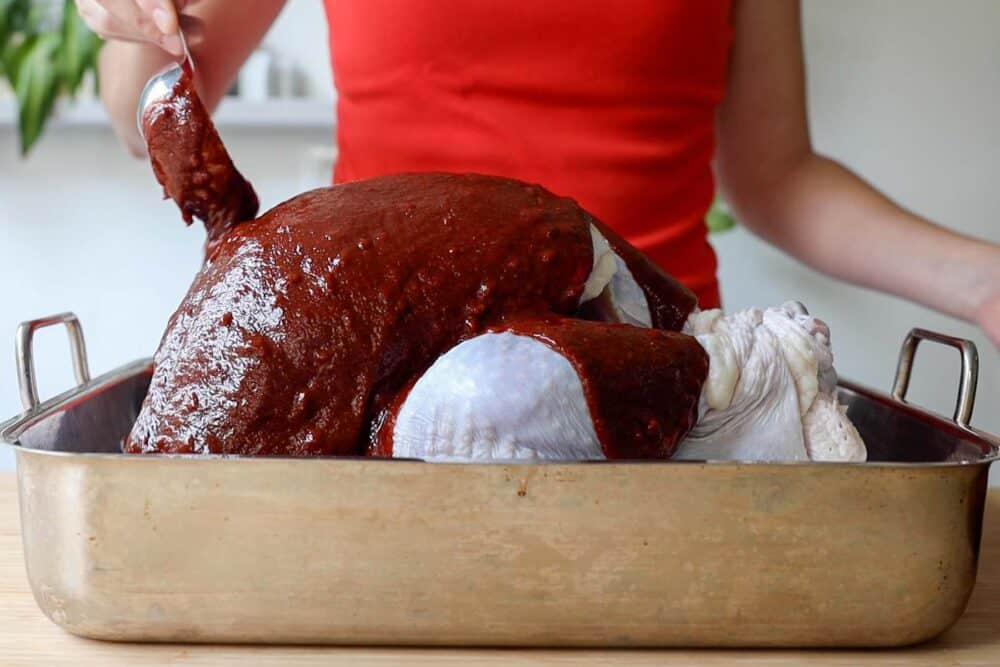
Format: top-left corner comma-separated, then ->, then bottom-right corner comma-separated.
124,174 -> 595,456
142,62 -> 259,256
370,316 -> 708,460
589,219 -> 697,331
497,317 -> 707,459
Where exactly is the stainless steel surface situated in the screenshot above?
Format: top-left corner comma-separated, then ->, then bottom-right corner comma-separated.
2,314 -> 998,647
136,61 -> 182,139
15,313 -> 90,411
178,28 -> 193,70
136,23 -> 195,139
892,329 -> 979,426
893,328 -> 979,428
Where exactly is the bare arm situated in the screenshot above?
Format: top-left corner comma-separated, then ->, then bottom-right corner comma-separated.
83,0 -> 287,155
715,0 -> 1000,345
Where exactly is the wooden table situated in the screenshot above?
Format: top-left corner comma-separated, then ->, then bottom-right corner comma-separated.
2,474 -> 999,666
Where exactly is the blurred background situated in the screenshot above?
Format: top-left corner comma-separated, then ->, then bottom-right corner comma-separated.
0,0 -> 997,473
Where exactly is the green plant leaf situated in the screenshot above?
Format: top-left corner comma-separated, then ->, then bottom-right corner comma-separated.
0,0 -> 32,78
59,0 -> 101,95
0,0 -> 11,45
2,0 -> 100,155
706,197 -> 736,234
0,0 -> 31,51
26,1 -> 54,32
2,29 -> 35,90
15,32 -> 61,156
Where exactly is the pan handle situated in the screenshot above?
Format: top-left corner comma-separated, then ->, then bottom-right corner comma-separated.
15,313 -> 91,412
891,328 -> 978,428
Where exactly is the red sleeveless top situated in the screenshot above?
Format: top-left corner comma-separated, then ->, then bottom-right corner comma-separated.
324,1 -> 732,307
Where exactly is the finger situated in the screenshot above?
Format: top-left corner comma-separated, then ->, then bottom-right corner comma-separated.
92,0 -> 162,42
134,0 -> 178,34
86,8 -> 137,39
75,0 -> 124,38
74,0 -> 99,28
97,0 -> 146,23
89,0 -> 184,54
158,33 -> 185,56
92,14 -> 184,56
152,8 -> 177,35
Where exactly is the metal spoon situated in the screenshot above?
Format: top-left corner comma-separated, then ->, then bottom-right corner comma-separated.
136,30 -> 195,139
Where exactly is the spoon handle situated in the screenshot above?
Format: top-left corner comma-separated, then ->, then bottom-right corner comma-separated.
178,28 -> 194,72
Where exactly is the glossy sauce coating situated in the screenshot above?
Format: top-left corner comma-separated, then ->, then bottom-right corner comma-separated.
142,63 -> 259,254
589,219 -> 697,331
126,174 -> 594,455
499,318 -> 708,459
372,317 -> 708,459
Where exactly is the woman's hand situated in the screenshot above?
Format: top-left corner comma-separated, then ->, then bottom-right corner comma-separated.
977,290 -> 1000,349
88,0 -> 286,154
75,0 -> 193,56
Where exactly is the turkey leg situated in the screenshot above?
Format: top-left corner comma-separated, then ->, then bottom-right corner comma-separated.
141,62 -> 259,257
380,317 -> 709,461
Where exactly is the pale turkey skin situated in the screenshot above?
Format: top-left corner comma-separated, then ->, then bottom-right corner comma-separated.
677,302 -> 867,462
388,230 -> 868,463
391,332 -> 603,462
581,225 -> 652,328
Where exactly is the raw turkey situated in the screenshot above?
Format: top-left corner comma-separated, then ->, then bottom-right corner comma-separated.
678,303 -> 866,462
129,66 -> 866,463
384,289 -> 867,463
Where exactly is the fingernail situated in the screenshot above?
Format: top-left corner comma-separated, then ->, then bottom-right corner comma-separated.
152,8 -> 175,34
161,34 -> 183,56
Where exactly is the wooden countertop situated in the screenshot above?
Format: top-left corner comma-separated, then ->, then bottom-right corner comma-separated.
2,473 -> 999,666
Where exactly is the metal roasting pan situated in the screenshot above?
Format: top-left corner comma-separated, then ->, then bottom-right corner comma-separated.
2,313 -> 998,647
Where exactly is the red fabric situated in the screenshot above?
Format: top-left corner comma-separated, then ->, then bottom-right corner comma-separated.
324,1 -> 732,308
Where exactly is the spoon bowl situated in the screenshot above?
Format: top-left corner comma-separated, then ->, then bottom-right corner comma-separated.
136,62 -> 184,139
136,30 -> 194,139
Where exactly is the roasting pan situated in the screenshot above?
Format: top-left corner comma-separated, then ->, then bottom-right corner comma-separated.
2,313 -> 998,647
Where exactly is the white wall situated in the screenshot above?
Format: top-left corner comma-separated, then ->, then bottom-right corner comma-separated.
0,0 -> 997,472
